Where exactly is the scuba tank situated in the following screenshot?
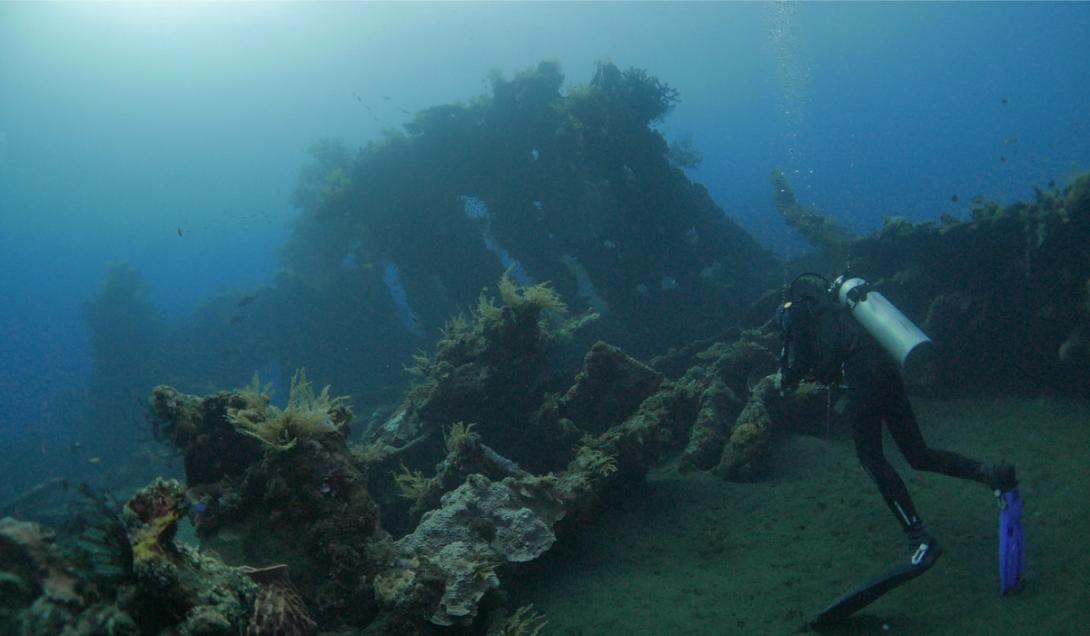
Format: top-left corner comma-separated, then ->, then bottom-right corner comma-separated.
829,275 -> 934,378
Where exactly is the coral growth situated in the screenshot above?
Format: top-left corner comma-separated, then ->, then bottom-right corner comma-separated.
1,481 -> 273,636
149,380 -> 381,629
370,273 -> 592,473
227,369 -> 351,451
497,273 -> 567,314
0,516 -> 140,635
122,479 -> 257,634
571,440 -> 619,481
124,478 -> 186,569
149,385 -> 264,486
393,464 -> 434,506
240,564 -> 318,636
490,604 -> 548,636
0,517 -> 82,606
444,421 -> 477,455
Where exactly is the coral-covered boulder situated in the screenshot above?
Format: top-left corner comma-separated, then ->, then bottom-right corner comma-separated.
714,377 -> 778,480
388,473 -> 564,626
123,479 -> 257,635
149,378 -> 383,629
0,517 -> 83,613
558,341 -> 663,433
0,516 -> 141,635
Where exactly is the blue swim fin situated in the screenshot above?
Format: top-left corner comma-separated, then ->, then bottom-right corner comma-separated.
998,487 -> 1024,594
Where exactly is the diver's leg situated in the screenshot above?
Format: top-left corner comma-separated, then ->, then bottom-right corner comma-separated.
852,408 -> 924,534
853,409 -> 940,566
846,348 -> 940,565
883,385 -> 980,478
884,383 -> 1017,490
845,349 -> 927,533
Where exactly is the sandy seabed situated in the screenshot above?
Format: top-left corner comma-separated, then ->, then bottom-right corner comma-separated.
515,395 -> 1090,635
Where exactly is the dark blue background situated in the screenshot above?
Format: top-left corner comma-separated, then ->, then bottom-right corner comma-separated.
2,2 -> 1088,442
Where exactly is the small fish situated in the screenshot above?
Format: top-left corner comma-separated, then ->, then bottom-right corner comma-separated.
1000,155 -> 1007,163
176,226 -> 183,237
88,456 -> 101,464
1048,179 -> 1056,188
1004,136 -> 1019,145
1001,97 -> 1008,105
950,194 -> 959,203
70,440 -> 81,454
237,295 -> 256,307
382,95 -> 391,101
229,315 -> 245,326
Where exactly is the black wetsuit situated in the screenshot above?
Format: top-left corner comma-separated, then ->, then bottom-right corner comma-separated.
788,299 -> 990,537
841,341 -> 985,534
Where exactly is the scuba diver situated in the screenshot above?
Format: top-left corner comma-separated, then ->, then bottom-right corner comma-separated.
775,273 -> 1020,591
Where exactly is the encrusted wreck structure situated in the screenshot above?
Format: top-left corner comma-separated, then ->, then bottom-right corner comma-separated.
772,168 -> 1090,395
8,61 -> 1090,634
74,61 -> 780,484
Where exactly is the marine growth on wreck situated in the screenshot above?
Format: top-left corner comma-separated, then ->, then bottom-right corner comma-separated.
5,47 -> 1090,635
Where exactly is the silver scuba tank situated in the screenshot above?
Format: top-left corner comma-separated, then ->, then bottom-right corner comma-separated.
832,276 -> 934,378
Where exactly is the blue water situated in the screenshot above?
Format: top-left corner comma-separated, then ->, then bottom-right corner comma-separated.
1,2 -> 1088,446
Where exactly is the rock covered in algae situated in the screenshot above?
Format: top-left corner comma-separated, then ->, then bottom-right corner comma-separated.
0,484 -> 263,636
370,273 -> 584,459
0,516 -> 132,635
0,517 -> 82,608
386,473 -> 564,626
122,479 -> 257,636
124,477 -> 186,572
678,375 -> 741,472
148,380 -> 382,629
650,330 -> 781,476
366,338 -> 687,629
714,377 -> 777,481
239,564 -> 318,636
557,340 -> 663,434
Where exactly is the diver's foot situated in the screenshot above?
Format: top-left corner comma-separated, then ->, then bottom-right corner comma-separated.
980,461 -> 1018,492
908,536 -> 942,568
906,525 -> 942,568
